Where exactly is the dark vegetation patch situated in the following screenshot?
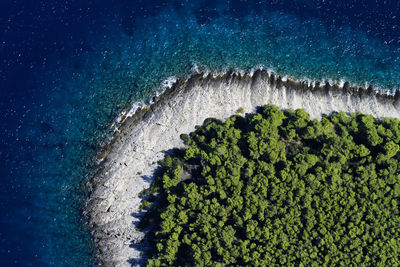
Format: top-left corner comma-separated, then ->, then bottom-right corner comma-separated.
139,105 -> 400,266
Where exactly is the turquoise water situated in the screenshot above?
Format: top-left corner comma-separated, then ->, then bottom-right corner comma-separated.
1,1 -> 399,266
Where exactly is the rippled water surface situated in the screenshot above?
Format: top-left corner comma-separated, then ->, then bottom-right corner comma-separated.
0,0 -> 399,265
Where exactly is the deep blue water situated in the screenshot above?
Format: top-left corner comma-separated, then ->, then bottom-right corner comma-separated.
0,0 -> 399,266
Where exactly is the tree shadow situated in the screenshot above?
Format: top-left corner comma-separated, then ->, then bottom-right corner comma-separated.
127,163 -> 166,266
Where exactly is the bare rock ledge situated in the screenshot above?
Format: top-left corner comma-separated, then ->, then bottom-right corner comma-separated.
86,70 -> 400,266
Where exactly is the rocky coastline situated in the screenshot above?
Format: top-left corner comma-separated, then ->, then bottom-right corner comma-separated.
86,69 -> 400,266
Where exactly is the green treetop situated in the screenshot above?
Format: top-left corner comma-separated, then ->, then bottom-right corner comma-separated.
139,105 -> 400,266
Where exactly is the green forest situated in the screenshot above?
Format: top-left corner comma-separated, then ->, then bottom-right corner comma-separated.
139,105 -> 400,266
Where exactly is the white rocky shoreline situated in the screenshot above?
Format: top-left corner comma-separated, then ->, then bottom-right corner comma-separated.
86,69 -> 400,266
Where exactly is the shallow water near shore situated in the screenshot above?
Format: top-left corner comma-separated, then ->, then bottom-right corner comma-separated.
1,0 -> 399,266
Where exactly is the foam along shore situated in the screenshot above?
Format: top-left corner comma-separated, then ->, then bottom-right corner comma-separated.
86,69 -> 400,266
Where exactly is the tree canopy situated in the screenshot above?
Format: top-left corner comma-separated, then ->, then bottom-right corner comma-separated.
139,105 -> 400,266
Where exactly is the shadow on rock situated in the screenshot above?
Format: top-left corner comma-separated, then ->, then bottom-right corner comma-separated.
127,167 -> 163,266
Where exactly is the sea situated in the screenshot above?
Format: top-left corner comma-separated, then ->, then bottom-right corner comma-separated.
0,0 -> 399,266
